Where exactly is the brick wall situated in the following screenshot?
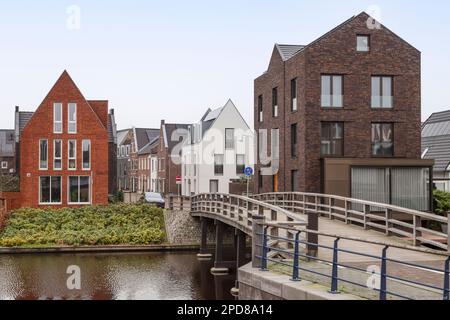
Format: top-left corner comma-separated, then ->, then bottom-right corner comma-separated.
254,13 -> 421,194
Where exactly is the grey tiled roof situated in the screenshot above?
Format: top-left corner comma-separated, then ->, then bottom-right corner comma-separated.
164,123 -> 189,152
18,111 -> 34,135
0,130 -> 15,157
422,110 -> 450,172
275,44 -> 305,61
107,113 -> 117,144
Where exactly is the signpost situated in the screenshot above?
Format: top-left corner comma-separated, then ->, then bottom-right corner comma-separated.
244,166 -> 254,197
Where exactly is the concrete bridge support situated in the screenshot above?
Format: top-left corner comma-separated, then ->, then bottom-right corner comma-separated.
197,217 -> 212,260
210,220 -> 235,275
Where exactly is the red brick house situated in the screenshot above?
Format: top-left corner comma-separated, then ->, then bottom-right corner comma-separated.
12,71 -> 116,208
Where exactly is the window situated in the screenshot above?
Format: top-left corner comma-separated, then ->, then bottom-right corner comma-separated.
236,155 -> 245,175
372,76 -> 393,108
1,161 -> 7,169
210,180 -> 219,193
258,95 -> 263,122
321,75 -> 343,107
357,35 -> 370,52
82,140 -> 91,170
68,140 -> 76,170
69,176 -> 91,204
372,123 -> 393,157
214,154 -> 224,175
54,140 -> 62,170
39,176 -> 61,204
225,128 -> 235,149
39,139 -> 48,170
68,103 -> 77,133
291,78 -> 297,111
291,170 -> 299,192
53,103 -> 62,133
272,88 -> 278,117
321,122 -> 344,156
291,123 -> 297,158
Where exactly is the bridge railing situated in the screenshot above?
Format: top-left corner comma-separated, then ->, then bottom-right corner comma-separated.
254,221 -> 450,300
190,193 -> 308,240
252,192 -> 450,251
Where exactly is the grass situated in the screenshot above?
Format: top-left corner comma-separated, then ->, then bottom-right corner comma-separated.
0,204 -> 166,247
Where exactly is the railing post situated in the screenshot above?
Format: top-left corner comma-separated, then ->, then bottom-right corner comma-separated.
444,257 -> 450,300
364,204 -> 370,230
414,215 -> 422,247
330,238 -> 341,294
251,215 -> 266,269
306,209 -> 319,258
291,231 -> 301,281
385,209 -> 392,236
261,226 -> 269,271
380,246 -> 389,300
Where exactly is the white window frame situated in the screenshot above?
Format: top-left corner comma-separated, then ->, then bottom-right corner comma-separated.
1,161 -> 7,169
82,139 -> 91,171
68,176 -> 91,205
68,103 -> 77,134
68,140 -> 77,170
39,176 -> 62,205
53,139 -> 63,171
39,139 -> 48,170
53,103 -> 63,134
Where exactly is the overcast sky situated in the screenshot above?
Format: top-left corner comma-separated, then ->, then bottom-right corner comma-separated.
0,0 -> 449,130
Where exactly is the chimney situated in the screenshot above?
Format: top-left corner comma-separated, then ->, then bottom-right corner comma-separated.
15,106 -> 19,112
110,108 -> 115,115
161,119 -> 165,126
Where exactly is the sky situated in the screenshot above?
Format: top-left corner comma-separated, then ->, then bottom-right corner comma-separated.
0,0 -> 449,130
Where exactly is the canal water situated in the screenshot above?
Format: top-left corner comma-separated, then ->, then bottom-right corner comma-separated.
0,252 -> 236,300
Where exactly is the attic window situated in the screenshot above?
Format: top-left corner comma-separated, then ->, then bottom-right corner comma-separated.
357,35 -> 370,52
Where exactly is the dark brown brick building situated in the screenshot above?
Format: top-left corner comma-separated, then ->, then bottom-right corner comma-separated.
254,12 -> 433,211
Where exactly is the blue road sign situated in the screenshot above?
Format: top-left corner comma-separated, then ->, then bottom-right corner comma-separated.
244,167 -> 254,177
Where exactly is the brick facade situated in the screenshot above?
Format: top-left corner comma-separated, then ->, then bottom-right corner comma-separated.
18,71 -> 110,208
255,12 -> 422,194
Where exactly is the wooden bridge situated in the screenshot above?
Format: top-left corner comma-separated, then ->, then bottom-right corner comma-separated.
167,192 -> 450,300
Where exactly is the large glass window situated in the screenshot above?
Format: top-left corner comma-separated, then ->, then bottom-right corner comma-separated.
321,122 -> 343,156
225,128 -> 235,149
372,123 -> 393,157
236,154 -> 245,175
39,176 -> 61,204
82,140 -> 91,170
39,139 -> 48,170
54,103 -> 62,133
351,167 -> 430,211
68,103 -> 77,133
272,88 -> 278,117
69,176 -> 91,204
54,139 -> 62,170
291,78 -> 297,111
68,140 -> 76,170
214,154 -> 224,175
321,75 -> 343,107
372,76 -> 393,108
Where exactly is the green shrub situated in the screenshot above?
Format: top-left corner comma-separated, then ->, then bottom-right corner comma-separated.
433,189 -> 450,216
0,204 -> 166,247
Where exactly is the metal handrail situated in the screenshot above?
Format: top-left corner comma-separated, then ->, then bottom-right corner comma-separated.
252,192 -> 449,251
257,223 -> 450,301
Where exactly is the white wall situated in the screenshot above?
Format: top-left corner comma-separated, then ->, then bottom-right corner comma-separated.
181,101 -> 254,196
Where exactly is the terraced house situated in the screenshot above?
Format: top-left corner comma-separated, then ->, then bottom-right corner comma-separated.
9,71 -> 117,209
254,12 -> 434,211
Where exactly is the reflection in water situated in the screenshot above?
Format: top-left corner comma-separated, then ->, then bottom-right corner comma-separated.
0,252 -> 235,300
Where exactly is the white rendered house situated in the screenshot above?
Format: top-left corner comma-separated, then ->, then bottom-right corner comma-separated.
181,99 -> 254,196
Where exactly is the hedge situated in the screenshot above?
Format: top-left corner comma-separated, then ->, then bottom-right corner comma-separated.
0,204 -> 166,247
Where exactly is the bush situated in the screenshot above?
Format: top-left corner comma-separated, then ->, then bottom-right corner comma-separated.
433,189 -> 450,216
0,204 -> 166,247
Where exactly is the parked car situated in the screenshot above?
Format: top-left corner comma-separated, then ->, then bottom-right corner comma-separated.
144,192 -> 165,208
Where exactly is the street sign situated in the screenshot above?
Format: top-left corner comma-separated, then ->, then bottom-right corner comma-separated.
244,167 -> 254,177
176,176 -> 182,182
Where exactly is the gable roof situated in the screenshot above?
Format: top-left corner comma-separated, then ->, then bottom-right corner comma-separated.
422,110 -> 450,172
269,12 -> 419,66
117,129 -> 131,146
162,123 -> 189,152
133,128 -> 159,152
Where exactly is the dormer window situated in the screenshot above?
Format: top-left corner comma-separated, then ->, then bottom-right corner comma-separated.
357,35 -> 370,52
